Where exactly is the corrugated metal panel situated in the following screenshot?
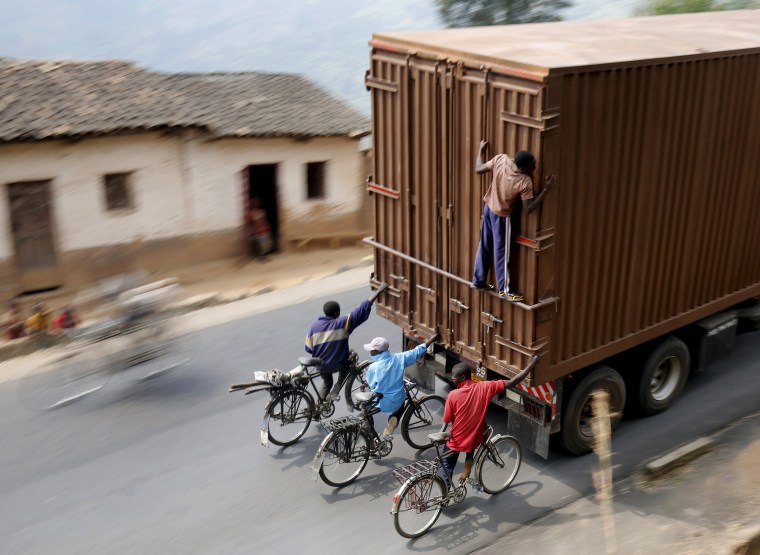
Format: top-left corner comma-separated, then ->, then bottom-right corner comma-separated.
551,52 -> 760,377
368,14 -> 760,386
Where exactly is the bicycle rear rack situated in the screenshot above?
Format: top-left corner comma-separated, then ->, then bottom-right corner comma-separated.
392,460 -> 437,485
320,415 -> 364,434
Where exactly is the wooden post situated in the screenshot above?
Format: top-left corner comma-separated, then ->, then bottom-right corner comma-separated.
591,390 -> 617,555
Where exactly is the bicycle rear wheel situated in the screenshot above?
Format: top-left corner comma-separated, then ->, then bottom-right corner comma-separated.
393,473 -> 447,538
476,436 -> 522,494
400,394 -> 445,450
17,345 -> 111,411
318,428 -> 370,487
266,390 -> 312,447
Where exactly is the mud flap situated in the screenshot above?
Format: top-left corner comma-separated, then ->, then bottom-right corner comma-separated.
310,433 -> 333,482
507,410 -> 550,459
260,401 -> 272,447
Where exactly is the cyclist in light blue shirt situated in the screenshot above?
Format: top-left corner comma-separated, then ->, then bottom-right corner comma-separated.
363,333 -> 438,438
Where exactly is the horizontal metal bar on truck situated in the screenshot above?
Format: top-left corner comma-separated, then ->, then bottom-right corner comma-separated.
364,75 -> 399,93
500,110 -> 547,130
516,232 -> 555,252
366,182 -> 401,199
493,334 -> 537,357
365,236 -> 471,286
365,236 -> 560,311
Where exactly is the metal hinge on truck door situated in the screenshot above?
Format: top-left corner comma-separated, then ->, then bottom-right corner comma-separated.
415,284 -> 436,297
481,312 -> 503,328
449,298 -> 469,314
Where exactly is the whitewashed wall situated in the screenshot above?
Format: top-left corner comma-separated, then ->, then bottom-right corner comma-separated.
185,135 -> 364,232
0,132 -> 363,261
0,134 -> 186,258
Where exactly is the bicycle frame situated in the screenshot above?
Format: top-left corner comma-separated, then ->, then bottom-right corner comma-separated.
241,356 -> 370,447
310,391 -> 388,478
390,425 -> 498,514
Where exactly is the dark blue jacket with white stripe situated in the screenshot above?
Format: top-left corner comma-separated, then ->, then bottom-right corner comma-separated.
305,301 -> 372,371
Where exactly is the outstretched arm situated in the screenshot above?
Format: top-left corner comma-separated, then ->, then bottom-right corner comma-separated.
401,333 -> 439,367
346,282 -> 390,333
368,282 -> 388,304
475,140 -> 490,174
502,353 -> 541,389
524,174 -> 557,214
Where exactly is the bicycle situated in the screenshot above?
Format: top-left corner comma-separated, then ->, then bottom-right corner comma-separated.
17,279 -> 188,411
229,350 -> 371,448
311,378 -> 446,487
390,425 -> 522,538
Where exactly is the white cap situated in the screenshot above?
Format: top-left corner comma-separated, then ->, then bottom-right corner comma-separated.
363,337 -> 389,353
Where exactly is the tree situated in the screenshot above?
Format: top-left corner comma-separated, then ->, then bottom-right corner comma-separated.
435,0 -> 572,27
635,0 -> 759,15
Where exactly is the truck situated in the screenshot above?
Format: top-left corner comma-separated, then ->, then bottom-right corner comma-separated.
363,11 -> 760,457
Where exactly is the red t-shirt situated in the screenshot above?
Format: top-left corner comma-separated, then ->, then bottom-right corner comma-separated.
443,379 -> 505,452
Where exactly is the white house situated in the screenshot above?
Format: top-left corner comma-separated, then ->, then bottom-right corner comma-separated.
0,58 -> 370,296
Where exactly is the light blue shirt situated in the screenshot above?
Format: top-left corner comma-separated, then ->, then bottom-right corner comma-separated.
365,344 -> 427,413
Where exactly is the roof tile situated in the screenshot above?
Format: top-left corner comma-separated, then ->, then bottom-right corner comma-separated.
0,58 -> 369,141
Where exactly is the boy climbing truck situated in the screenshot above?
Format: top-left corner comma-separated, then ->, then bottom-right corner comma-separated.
363,11 -> 760,457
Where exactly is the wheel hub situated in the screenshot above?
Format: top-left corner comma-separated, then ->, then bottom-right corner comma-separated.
649,355 -> 682,401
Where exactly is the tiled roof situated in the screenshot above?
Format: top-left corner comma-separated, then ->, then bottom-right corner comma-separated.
0,58 -> 369,142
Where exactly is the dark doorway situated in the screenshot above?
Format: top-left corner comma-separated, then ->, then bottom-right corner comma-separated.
246,164 -> 279,252
7,181 -> 62,292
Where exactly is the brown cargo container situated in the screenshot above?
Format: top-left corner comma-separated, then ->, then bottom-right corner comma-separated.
365,11 -> 760,456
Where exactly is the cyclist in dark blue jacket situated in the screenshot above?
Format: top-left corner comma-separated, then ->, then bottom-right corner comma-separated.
306,283 -> 388,403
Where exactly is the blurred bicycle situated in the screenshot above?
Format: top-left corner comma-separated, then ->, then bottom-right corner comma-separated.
18,273 -> 188,411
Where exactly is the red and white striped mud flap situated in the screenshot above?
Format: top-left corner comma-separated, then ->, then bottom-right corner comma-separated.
517,380 -> 558,418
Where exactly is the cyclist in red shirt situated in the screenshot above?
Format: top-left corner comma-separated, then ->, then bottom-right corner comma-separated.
442,361 -> 534,484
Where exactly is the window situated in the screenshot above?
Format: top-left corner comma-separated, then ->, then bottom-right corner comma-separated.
306,161 -> 326,199
103,172 -> 134,211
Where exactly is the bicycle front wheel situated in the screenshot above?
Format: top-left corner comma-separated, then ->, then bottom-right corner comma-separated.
343,366 -> 369,411
401,394 -> 445,450
266,390 -> 312,447
318,428 -> 370,487
476,435 -> 522,494
393,473 -> 447,539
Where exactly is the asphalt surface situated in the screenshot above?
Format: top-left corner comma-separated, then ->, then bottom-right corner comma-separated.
1,277 -> 759,554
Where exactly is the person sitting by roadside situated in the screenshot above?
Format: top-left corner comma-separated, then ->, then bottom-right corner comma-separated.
442,361 -> 535,484
51,305 -> 80,332
2,298 -> 25,340
25,302 -> 52,336
363,333 -> 438,439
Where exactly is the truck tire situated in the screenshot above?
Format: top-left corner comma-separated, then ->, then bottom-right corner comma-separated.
558,366 -> 626,456
634,336 -> 690,416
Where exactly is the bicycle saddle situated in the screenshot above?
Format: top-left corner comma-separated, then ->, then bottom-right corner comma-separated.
427,431 -> 451,444
299,357 -> 323,367
354,391 -> 374,403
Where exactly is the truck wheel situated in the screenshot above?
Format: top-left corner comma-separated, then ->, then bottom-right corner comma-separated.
559,366 -> 626,456
635,336 -> 690,416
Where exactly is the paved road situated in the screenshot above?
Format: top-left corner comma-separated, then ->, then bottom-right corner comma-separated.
1,278 -> 759,554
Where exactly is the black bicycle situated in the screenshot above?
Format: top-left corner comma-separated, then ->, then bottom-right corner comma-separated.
312,378 -> 446,487
229,350 -> 370,447
390,425 -> 522,538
